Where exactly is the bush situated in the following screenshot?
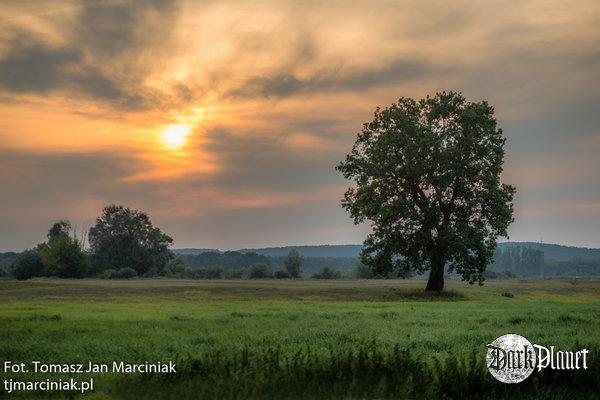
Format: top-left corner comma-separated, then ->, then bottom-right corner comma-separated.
249,263 -> 271,279
12,249 -> 45,280
164,258 -> 186,277
274,270 -> 291,279
102,267 -> 138,279
312,267 -> 342,279
224,268 -> 244,279
182,267 -> 223,279
117,267 -> 138,279
201,267 -> 223,279
100,269 -> 118,279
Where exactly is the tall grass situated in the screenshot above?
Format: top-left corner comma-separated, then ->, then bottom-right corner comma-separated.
112,343 -> 600,400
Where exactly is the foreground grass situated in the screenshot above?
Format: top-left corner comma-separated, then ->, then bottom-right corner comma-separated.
0,278 -> 599,399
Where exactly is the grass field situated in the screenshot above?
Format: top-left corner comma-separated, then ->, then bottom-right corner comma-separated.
0,278 -> 599,399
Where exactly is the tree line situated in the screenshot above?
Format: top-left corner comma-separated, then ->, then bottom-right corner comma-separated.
1,205 -> 334,280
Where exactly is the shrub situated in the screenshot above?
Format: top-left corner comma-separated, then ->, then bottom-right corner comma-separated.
116,267 -> 137,279
312,267 -> 342,279
249,263 -> 271,279
100,269 -> 118,279
12,249 -> 45,280
164,258 -> 186,277
182,267 -> 223,279
103,267 -> 138,279
224,268 -> 244,279
201,267 -> 223,279
274,270 -> 291,279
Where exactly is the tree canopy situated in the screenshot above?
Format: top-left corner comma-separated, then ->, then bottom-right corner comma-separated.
337,92 -> 515,291
88,205 -> 174,275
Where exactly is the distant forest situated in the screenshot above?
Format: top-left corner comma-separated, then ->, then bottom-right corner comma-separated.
172,242 -> 600,278
2,242 -> 600,279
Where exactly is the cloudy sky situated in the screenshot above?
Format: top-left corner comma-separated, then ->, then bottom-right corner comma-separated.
0,0 -> 599,251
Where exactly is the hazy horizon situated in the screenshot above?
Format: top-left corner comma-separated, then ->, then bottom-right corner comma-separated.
1,0 -> 599,251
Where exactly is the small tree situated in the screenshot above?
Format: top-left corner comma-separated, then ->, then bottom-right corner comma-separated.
337,92 -> 515,291
88,205 -> 174,275
249,263 -> 271,279
274,269 -> 291,279
284,250 -> 302,278
40,221 -> 88,278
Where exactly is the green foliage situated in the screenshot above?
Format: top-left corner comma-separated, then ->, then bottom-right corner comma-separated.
312,266 -> 342,279
100,269 -> 118,279
101,267 -> 138,279
274,269 -> 291,279
117,267 -> 138,279
284,250 -> 302,278
88,205 -> 174,275
224,268 -> 245,279
11,249 -> 44,280
40,235 -> 88,278
249,263 -> 271,279
183,267 -> 224,279
46,220 -> 72,241
354,263 -> 374,279
337,92 -> 515,290
163,258 -> 186,277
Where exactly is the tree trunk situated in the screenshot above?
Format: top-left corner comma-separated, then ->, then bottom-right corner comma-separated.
425,260 -> 445,292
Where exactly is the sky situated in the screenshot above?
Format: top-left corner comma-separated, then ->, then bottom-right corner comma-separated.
0,0 -> 599,251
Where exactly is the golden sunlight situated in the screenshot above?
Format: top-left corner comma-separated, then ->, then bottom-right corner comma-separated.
162,124 -> 192,149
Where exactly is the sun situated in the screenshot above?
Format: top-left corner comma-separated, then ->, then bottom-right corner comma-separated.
162,124 -> 191,149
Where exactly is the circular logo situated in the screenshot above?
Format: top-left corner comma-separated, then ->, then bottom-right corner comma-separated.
486,333 -> 536,383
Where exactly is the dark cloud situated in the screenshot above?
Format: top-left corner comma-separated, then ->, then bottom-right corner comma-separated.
0,37 -> 80,93
198,127 -> 343,192
233,58 -> 437,98
0,0 -> 181,109
0,148 -> 142,202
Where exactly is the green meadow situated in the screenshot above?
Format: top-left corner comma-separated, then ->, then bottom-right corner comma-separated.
0,278 -> 599,399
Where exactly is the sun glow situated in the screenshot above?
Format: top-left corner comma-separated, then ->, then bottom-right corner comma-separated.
162,124 -> 191,149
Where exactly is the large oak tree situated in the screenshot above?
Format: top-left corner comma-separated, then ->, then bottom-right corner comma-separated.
337,92 -> 515,291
